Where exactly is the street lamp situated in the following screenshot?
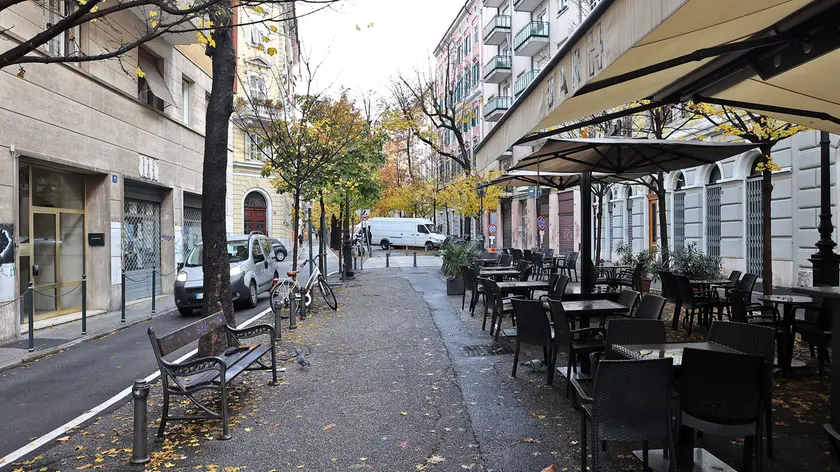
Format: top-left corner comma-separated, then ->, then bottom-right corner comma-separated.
477,184 -> 486,248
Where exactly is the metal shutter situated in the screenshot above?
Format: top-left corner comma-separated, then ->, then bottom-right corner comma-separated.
557,191 -> 575,253
502,199 -> 512,248
674,191 -> 685,252
123,196 -> 162,301
706,186 -> 722,258
538,195 -> 550,249
746,179 -> 763,275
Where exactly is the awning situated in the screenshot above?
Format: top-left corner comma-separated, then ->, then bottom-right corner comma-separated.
139,54 -> 175,105
476,0 -> 828,170
509,138 -> 758,174
487,171 -> 643,190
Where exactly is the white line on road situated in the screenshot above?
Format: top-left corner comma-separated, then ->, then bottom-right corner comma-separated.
0,307 -> 274,469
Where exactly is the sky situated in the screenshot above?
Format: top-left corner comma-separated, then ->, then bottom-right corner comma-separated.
297,0 -> 464,95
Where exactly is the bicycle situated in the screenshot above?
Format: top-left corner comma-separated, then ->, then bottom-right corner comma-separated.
269,265 -> 338,317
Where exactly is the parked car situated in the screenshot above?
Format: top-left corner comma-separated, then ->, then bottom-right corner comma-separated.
356,217 -> 446,250
174,233 -> 282,315
269,238 -> 288,262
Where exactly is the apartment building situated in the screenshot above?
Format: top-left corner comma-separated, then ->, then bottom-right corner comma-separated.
230,4 -> 300,243
0,4 -> 215,342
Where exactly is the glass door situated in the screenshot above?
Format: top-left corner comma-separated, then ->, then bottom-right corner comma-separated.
31,212 -> 58,318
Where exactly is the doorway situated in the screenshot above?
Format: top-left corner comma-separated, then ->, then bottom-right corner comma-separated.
244,191 -> 268,235
647,193 -> 658,251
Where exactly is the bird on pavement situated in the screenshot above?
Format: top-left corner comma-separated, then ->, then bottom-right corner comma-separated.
295,348 -> 311,368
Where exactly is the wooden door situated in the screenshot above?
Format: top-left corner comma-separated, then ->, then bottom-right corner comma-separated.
647,193 -> 658,251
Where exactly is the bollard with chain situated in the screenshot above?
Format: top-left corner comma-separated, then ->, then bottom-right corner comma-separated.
413,252 -> 417,267
289,293 -> 297,330
121,269 -> 126,323
27,281 -> 34,352
300,286 -> 307,321
386,252 -> 389,268
81,274 -> 87,335
151,269 -> 156,315
130,380 -> 151,464
360,251 -> 364,271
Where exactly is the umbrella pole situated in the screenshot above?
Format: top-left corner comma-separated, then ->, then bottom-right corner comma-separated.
580,172 -> 593,294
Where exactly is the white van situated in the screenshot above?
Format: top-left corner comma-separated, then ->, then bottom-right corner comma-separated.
359,218 -> 446,250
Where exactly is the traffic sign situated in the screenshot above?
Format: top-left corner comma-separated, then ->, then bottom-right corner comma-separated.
488,223 -> 498,235
536,216 -> 547,231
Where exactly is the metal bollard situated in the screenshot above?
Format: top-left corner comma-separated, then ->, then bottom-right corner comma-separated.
121,269 -> 126,323
353,256 -> 357,271
27,281 -> 34,352
289,295 -> 297,330
300,288 -> 307,321
130,380 -> 151,464
81,274 -> 87,335
360,253 -> 364,271
151,269 -> 156,315
386,252 -> 390,268
413,252 -> 417,267
273,299 -> 283,341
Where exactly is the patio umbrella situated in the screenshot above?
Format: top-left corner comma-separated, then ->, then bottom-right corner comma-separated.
488,171 -> 644,190
509,137 -> 759,174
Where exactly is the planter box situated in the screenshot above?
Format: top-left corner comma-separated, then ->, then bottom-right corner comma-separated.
447,277 -> 465,295
640,277 -> 652,293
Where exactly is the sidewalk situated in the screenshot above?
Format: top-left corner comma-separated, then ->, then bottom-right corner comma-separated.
0,295 -> 175,371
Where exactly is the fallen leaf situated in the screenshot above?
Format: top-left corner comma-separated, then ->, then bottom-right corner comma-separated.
541,466 -> 556,472
400,412 -> 408,416
56,436 -> 71,443
520,437 -> 539,443
400,440 -> 409,448
323,424 -> 337,430
427,455 -> 445,464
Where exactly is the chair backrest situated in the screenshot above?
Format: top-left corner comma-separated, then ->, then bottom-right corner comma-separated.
659,272 -> 680,304
520,264 -> 533,281
511,299 -> 553,346
674,275 -> 698,309
555,275 -> 571,299
631,263 -> 645,292
617,290 -> 641,314
565,251 -> 579,268
635,294 -> 666,320
534,252 -> 544,269
547,299 -> 572,342
708,321 -> 776,365
523,249 -> 533,261
592,358 -> 674,442
605,318 -> 666,350
502,248 -> 511,255
727,271 -> 742,288
737,273 -> 758,294
499,254 -> 512,266
816,299 -> 834,330
460,265 -> 473,290
479,278 -> 497,311
679,348 -> 764,426
544,248 -> 554,257
727,289 -> 753,323
511,248 -> 523,262
547,273 -> 560,292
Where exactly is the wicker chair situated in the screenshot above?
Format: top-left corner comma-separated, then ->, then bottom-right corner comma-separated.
511,248 -> 523,263
792,300 -> 833,376
548,299 -> 606,398
675,275 -> 720,335
635,294 -> 667,320
499,253 -> 512,266
511,299 -> 560,384
708,320 -> 777,457
616,290 -> 641,317
561,251 -> 579,282
678,348 -> 765,471
659,272 -> 683,329
462,266 -> 485,317
571,358 -> 676,472
478,278 -> 506,333
712,270 -> 742,292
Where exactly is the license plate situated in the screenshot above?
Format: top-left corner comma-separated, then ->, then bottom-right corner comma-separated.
195,293 -> 203,300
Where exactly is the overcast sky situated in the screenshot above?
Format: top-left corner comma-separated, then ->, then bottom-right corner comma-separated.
297,0 -> 463,95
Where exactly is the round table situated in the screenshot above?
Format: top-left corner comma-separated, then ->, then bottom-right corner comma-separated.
757,294 -> 817,369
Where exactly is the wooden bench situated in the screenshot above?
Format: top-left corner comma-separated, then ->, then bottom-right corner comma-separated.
147,312 -> 277,440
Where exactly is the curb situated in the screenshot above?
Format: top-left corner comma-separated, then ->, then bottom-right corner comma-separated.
0,307 -> 178,374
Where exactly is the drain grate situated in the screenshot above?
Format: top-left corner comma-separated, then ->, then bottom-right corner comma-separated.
461,343 -> 514,357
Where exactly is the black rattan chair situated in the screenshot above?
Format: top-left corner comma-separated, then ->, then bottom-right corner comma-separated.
659,271 -> 683,329
499,253 -> 512,266
572,358 -> 676,472
678,348 -> 765,471
511,248 -> 523,263
792,299 -> 832,376
616,290 -> 641,317
712,270 -> 742,292
548,299 -> 606,398
511,299 -> 560,385
675,275 -> 720,335
561,251 -> 579,282
635,294 -> 666,320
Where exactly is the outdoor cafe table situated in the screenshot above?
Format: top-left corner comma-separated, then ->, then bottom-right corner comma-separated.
757,294 -> 816,370
690,279 -> 730,290
616,342 -> 743,472
475,258 -> 500,267
495,280 -> 549,295
478,268 -> 520,280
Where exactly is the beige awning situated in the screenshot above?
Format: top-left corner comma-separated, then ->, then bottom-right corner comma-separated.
476,0 -> 823,170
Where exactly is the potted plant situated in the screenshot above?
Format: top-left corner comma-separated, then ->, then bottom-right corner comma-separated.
440,242 -> 479,295
614,242 -> 657,292
672,243 -> 722,281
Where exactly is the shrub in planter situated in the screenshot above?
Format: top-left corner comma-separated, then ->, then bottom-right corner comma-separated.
672,243 -> 722,281
440,242 -> 480,295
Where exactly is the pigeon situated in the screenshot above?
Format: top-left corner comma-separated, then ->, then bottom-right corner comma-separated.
295,348 -> 311,368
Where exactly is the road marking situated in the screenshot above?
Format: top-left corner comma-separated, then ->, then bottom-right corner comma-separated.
0,307 -> 273,469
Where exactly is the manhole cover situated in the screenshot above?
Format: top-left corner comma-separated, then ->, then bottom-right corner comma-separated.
461,343 -> 514,357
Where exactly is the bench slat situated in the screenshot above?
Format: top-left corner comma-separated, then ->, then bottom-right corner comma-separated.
172,344 -> 272,390
157,312 -> 227,356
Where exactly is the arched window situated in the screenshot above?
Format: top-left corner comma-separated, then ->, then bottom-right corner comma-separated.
706,166 -> 722,258
244,191 -> 268,235
746,155 -> 764,275
673,173 -> 686,252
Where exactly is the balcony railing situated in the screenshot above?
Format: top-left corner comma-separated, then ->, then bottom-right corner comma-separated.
484,96 -> 512,118
484,55 -> 512,78
514,21 -> 549,52
484,14 -> 511,41
514,69 -> 541,97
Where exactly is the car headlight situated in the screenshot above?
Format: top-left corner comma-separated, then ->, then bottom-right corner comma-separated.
230,265 -> 243,276
176,271 -> 188,282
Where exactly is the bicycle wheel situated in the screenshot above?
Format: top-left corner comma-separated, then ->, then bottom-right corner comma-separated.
318,277 -> 338,310
270,280 -> 292,318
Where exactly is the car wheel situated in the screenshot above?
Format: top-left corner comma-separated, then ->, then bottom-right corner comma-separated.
247,280 -> 258,308
277,251 -> 287,262
381,239 -> 390,250
425,241 -> 435,251
177,307 -> 193,316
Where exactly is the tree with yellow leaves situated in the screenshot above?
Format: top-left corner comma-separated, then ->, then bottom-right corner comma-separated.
687,102 -> 806,294
438,173 -> 502,238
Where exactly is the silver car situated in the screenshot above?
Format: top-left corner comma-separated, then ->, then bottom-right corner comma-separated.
174,234 -> 282,315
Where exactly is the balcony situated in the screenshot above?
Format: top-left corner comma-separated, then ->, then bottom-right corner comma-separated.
484,96 -> 512,122
514,69 -> 541,97
484,15 -> 511,46
484,0 -> 506,7
484,55 -> 512,84
514,21 -> 549,56
513,0 -> 543,12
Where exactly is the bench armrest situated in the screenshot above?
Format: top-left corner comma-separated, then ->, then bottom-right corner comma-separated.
163,355 -> 226,378
227,323 -> 276,341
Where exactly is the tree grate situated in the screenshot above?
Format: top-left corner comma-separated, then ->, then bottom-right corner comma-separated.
461,343 -> 514,357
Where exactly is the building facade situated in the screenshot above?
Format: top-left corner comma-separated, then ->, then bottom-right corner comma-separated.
230,4 -> 300,243
0,5 -> 215,341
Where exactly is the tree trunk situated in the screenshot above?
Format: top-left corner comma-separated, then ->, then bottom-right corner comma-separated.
319,193 -> 326,274
445,205 -> 450,234
595,191 -> 602,265
292,189 -> 301,271
198,4 -> 236,357
762,163 -> 773,295
657,174 -> 669,266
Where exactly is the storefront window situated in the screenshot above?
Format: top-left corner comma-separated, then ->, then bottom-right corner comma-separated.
19,166 -> 29,242
31,166 -> 84,210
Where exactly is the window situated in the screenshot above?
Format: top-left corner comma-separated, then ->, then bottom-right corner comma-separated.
44,0 -> 79,57
474,28 -> 479,44
249,23 -> 270,46
417,225 -> 429,234
244,134 -> 263,161
557,0 -> 568,13
251,240 -> 265,262
137,48 -> 173,111
181,79 -> 191,125
248,74 -> 268,100
465,33 -> 471,55
472,62 -> 480,88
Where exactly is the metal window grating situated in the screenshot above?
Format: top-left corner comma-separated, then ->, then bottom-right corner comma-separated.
746,179 -> 763,276
674,192 -> 685,252
706,186 -> 721,258
183,206 -> 202,258
123,199 -> 161,301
